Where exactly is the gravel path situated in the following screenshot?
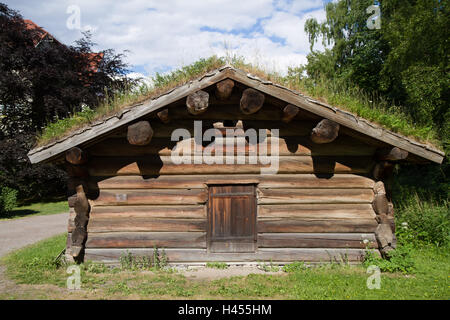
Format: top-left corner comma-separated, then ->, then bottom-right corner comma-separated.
0,212 -> 68,257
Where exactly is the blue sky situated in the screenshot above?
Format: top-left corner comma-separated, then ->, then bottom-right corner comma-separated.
4,0 -> 331,78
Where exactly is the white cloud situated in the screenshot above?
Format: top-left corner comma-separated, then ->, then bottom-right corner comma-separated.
4,0 -> 328,76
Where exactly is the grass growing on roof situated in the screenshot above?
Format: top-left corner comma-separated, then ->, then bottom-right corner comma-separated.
36,55 -> 441,148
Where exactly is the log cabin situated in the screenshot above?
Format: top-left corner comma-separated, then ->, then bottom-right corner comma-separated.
27,65 -> 445,265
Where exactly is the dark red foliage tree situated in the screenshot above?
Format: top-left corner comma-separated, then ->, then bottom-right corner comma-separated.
0,3 -> 134,202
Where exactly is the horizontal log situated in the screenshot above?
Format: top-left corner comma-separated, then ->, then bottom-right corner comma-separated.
257,188 -> 374,204
258,204 -> 376,219
311,119 -> 340,144
65,147 -> 87,165
88,136 -> 375,157
186,90 -> 209,115
87,218 -> 206,233
110,119 -> 316,137
258,218 -> 378,233
91,189 -> 207,206
157,109 -> 170,124
127,121 -> 153,146
86,232 -> 206,248
92,174 -> 375,190
258,233 -> 377,248
215,79 -> 234,100
240,88 -> 265,114
88,156 -> 374,176
89,205 -> 205,219
376,147 -> 408,161
282,104 -> 300,123
84,248 -> 373,263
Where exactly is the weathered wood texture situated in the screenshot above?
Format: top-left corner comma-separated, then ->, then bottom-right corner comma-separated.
258,219 -> 378,233
65,147 -> 87,165
186,90 -> 209,115
240,88 -> 265,114
258,233 -> 377,248
282,104 -> 300,123
208,185 -> 257,253
91,189 -> 207,206
376,147 -> 408,161
91,174 -> 375,189
88,217 -> 206,233
258,203 -> 376,219
84,248 -> 372,263
311,119 -> 340,144
87,156 -> 374,176
89,205 -> 206,219
157,109 -> 170,123
215,79 -> 234,100
257,188 -> 374,204
74,110 -> 386,262
127,121 -> 153,146
88,136 -> 376,157
86,232 -> 206,248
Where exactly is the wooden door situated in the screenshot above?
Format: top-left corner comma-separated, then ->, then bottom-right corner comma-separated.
208,185 -> 257,253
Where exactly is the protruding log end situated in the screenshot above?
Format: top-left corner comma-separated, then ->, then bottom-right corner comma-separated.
186,90 -> 209,115
157,109 -> 170,124
240,88 -> 265,114
65,147 -> 87,165
310,119 -> 340,144
215,79 -> 234,100
282,104 -> 300,123
373,181 -> 386,195
127,120 -> 153,146
376,147 -> 409,161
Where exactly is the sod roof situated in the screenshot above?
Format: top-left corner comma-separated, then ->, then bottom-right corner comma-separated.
27,65 -> 445,164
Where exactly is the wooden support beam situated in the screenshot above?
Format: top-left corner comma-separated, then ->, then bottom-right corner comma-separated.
376,147 -> 409,161
65,147 -> 87,165
372,161 -> 394,181
375,223 -> 396,256
281,104 -> 299,123
372,180 -> 396,255
127,121 -> 153,146
373,194 -> 389,215
65,164 -> 89,178
157,109 -> 170,124
186,90 -> 209,115
311,119 -> 340,144
240,88 -> 265,114
71,183 -> 90,258
215,79 -> 234,100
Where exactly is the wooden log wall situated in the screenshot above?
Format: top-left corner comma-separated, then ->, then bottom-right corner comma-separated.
79,91 -> 383,263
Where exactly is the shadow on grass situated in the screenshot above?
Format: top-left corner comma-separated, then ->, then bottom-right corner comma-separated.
6,209 -> 40,219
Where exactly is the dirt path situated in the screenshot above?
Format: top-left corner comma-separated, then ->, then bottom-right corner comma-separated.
0,212 -> 68,257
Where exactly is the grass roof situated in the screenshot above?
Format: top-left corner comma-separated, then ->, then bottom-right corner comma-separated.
36,55 -> 441,149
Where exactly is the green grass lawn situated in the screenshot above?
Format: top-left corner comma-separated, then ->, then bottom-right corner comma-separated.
1,233 -> 449,300
1,201 -> 68,220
